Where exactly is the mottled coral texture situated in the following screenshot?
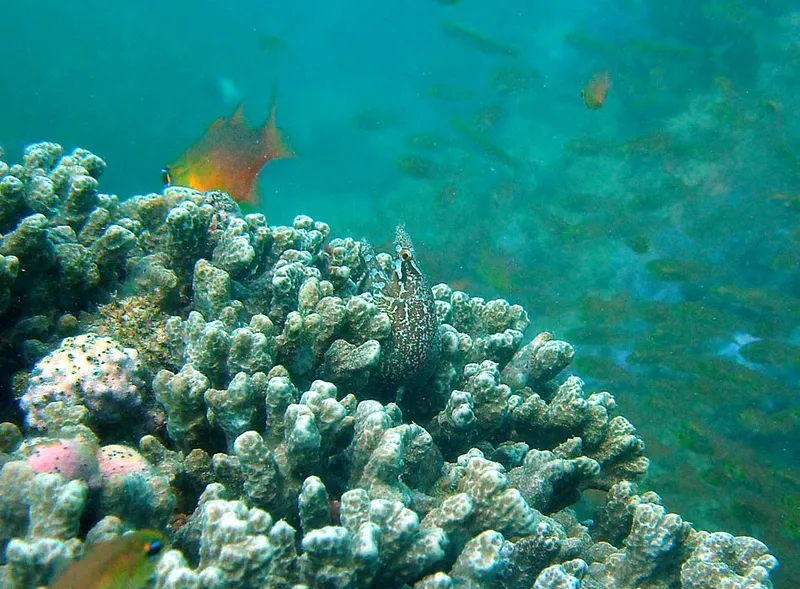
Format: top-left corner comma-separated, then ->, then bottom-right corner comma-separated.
0,144 -> 778,589
20,334 -> 145,431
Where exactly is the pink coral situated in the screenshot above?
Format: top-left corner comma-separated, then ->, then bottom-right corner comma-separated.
23,437 -> 99,481
20,333 -> 145,430
96,444 -> 152,480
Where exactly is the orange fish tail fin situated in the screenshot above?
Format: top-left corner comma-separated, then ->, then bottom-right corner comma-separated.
265,85 -> 296,160
266,124 -> 295,160
242,190 -> 259,207
231,103 -> 247,125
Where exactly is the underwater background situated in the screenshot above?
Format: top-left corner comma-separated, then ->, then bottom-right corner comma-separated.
1,0 -> 798,586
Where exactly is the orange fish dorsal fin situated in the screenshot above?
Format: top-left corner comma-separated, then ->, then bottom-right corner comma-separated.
263,89 -> 296,160
208,115 -> 227,132
230,103 -> 247,126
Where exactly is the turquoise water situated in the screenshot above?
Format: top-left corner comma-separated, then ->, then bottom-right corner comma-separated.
2,0 -> 799,585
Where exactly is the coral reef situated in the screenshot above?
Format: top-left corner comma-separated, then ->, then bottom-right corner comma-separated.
0,144 -> 779,589
19,333 -> 147,435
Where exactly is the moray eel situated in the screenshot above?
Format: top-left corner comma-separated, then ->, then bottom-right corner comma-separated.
364,225 -> 441,408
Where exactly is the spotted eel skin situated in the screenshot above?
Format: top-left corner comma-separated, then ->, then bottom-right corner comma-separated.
363,225 -> 441,405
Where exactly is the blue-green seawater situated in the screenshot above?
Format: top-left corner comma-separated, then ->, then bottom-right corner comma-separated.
1,0 -> 798,585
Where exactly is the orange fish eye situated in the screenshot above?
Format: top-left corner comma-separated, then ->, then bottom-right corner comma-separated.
399,248 -> 413,262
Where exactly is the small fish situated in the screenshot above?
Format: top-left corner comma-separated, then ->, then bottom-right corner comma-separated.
257,34 -> 287,54
739,339 -> 800,366
351,109 -> 396,132
582,70 -> 611,109
450,116 -> 520,170
440,20 -> 520,57
395,155 -> 439,179
490,65 -> 541,96
645,258 -> 712,282
164,88 -> 294,204
425,83 -> 473,102
771,192 -> 800,211
624,234 -> 650,254
50,530 -> 167,589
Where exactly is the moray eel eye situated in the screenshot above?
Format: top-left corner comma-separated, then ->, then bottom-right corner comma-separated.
399,248 -> 413,262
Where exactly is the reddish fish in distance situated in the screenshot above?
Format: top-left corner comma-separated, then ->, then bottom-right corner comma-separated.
582,70 -> 611,109
164,89 -> 295,204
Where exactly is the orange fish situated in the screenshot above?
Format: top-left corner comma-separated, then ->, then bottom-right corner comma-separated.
164,89 -> 294,204
581,70 -> 611,110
